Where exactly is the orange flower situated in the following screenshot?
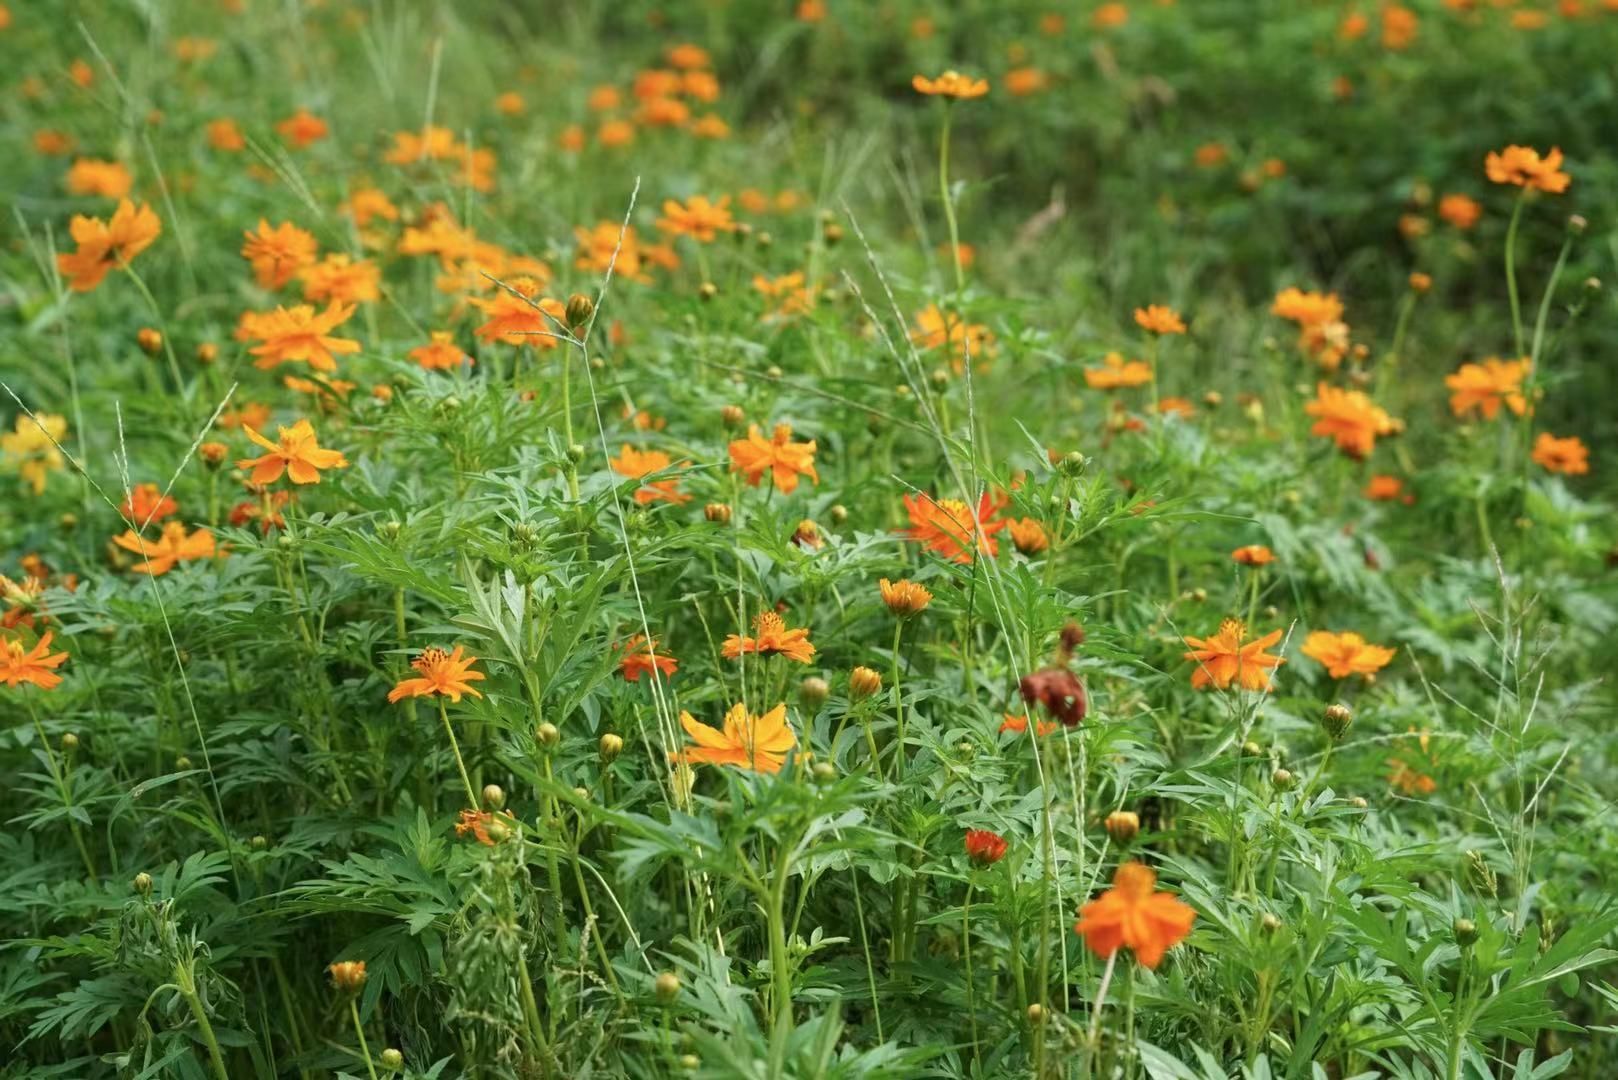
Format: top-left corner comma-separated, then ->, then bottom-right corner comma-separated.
384,125 -> 460,164
230,489 -> 291,533
1,631 -> 69,690
1182,618 -> 1285,691
1304,382 -> 1396,458
238,420 -> 348,485
1438,193 -> 1481,229
111,521 -> 217,576
1231,544 -> 1274,566
1084,353 -> 1153,389
1532,432 -> 1589,475
242,219 -> 319,290
610,445 -> 691,504
879,578 -> 933,617
243,303 -> 361,372
1092,2 -> 1129,28
911,305 -> 996,371
1381,4 -> 1418,48
575,221 -> 646,280
120,483 -> 178,528
340,187 -> 399,227
1445,357 -> 1531,420
1363,474 -> 1411,502
727,423 -> 819,493
619,634 -> 678,682
1074,861 -> 1196,970
65,157 -> 132,198
207,117 -> 245,151
1388,728 -> 1437,795
672,701 -> 796,774
276,108 -> 328,148
300,254 -> 381,305
1485,145 -> 1570,194
56,199 -> 161,292
1004,67 -> 1049,96
387,645 -> 486,703
456,808 -> 516,845
1134,304 -> 1186,335
1193,142 -> 1228,168
409,331 -> 470,371
34,130 -> 75,155
964,829 -> 1008,866
1271,287 -> 1350,368
999,713 -> 1058,737
655,195 -> 737,242
722,610 -> 815,664
901,492 -> 1006,563
1007,518 -> 1049,555
472,278 -> 566,348
911,70 -> 990,99
1301,631 -> 1395,679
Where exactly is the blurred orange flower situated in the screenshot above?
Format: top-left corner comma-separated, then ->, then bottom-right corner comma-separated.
112,522 -> 217,576
912,70 -> 989,98
242,220 -> 319,290
619,634 -> 678,681
611,445 -> 691,504
727,423 -> 819,493
1074,861 -> 1196,970
56,199 -> 161,291
1301,631 -> 1395,679
1134,304 -> 1186,335
1305,383 -> 1396,457
238,419 -> 349,485
1485,145 -> 1570,193
1445,357 -> 1530,419
1531,432 -> 1589,475
244,303 -> 361,372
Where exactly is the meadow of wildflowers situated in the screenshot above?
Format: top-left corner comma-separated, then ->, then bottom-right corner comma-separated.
4,2 -> 1618,1077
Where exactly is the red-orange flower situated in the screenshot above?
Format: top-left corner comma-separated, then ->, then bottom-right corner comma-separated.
964,829 -> 1008,866
456,808 -> 516,845
56,199 -> 162,291
727,423 -> 819,494
1532,432 -> 1589,475
1182,619 -> 1285,691
1445,357 -> 1531,420
276,108 -> 328,148
121,483 -> 179,528
1305,383 -> 1396,458
1074,861 -> 1196,970
387,646 -> 486,703
619,634 -> 678,682
900,492 -> 1006,563
611,445 -> 690,504
1485,145 -> 1570,194
672,701 -> 796,773
1134,304 -> 1186,335
1,631 -> 69,690
999,713 -> 1058,737
1231,544 -> 1274,566
111,522 -> 217,576
722,611 -> 815,664
238,420 -> 348,485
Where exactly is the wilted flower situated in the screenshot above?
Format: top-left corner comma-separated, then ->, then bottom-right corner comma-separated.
1019,667 -> 1087,727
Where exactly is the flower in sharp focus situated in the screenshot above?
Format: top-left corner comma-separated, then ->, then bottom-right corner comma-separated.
1,631 -> 69,690
388,646 -> 486,703
111,522 -> 217,576
965,829 -> 1008,866
1531,432 -> 1589,475
1485,145 -> 1570,194
879,578 -> 932,617
672,701 -> 796,773
1182,619 -> 1285,691
238,420 -> 349,485
727,423 -> 819,493
619,634 -> 678,682
1300,631 -> 1396,679
900,492 -> 1007,563
722,611 -> 815,664
911,70 -> 990,99
1074,861 -> 1196,969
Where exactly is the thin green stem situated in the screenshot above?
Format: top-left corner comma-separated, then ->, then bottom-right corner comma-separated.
436,697 -> 478,808
349,999 -> 379,1080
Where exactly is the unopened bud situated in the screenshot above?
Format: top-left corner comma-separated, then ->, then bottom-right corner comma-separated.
1260,912 -> 1282,934
133,871 -> 153,896
1453,917 -> 1478,947
828,504 -> 848,525
195,342 -> 218,365
704,502 -> 732,524
176,755 -> 193,771
566,443 -> 586,465
1027,1003 -> 1044,1025
137,327 -> 163,356
1271,768 -> 1295,791
61,732 -> 79,751
811,761 -> 836,785
800,676 -> 829,708
1103,809 -> 1139,845
481,784 -> 505,810
380,1048 -> 403,1070
600,733 -> 623,763
1322,703 -> 1353,741
720,404 -> 746,427
1568,214 -> 1587,236
655,971 -> 681,1003
251,835 -> 268,850
536,722 -> 560,750
1059,451 -> 1088,477
565,293 -> 595,331
849,666 -> 882,700
698,281 -> 718,301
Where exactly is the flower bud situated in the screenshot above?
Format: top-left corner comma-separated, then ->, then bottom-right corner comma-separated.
1568,214 -> 1587,236
811,761 -> 836,785
720,404 -> 746,427
655,971 -> 681,1003
600,733 -> 624,763
1059,450 -> 1088,477
698,281 -> 718,301
822,222 -> 844,246
133,871 -> 153,896
849,666 -> 882,700
704,502 -> 732,524
1271,767 -> 1295,791
1322,703 -> 1352,741
1453,917 -> 1478,947
566,443 -> 587,465
571,786 -> 589,802
61,732 -> 79,752
828,504 -> 848,525
1242,741 -> 1263,758
328,960 -> 368,993
196,342 -> 218,365
1027,1003 -> 1044,1025
679,1055 -> 699,1071
251,835 -> 268,850
536,722 -> 560,750
380,1048 -> 403,1070
482,784 -> 506,811
176,755 -> 193,771
565,292 -> 595,331
1348,796 -> 1368,809
1408,272 -> 1432,293
799,676 -> 829,709
1583,276 -> 1601,294
1103,809 -> 1139,845
137,327 -> 163,356
1260,912 -> 1282,934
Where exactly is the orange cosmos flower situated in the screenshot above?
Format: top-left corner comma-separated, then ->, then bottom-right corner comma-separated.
1438,193 -> 1481,229
456,808 -> 516,845
230,489 -> 291,533
619,634 -> 678,682
575,221 -> 646,280
56,199 -> 161,291
1485,145 -> 1570,194
388,646 -> 486,703
1231,544 -> 1274,566
207,117 -> 245,151
1007,518 -> 1049,555
901,492 -> 1007,563
655,195 -> 737,242
1004,67 -> 1049,97
340,187 -> 399,227
34,130 -> 75,156
472,278 -> 566,348
384,125 -> 460,165
1182,618 -> 1285,691
727,423 -> 819,493
999,713 -> 1058,737
1,631 -> 69,690
1074,861 -> 1196,970
1363,474 -> 1412,503
964,829 -> 1008,866
722,610 -> 815,664
1381,4 -> 1418,48
610,445 -> 691,504
242,219 -> 319,290
1193,142 -> 1228,168
911,70 -> 990,99
672,701 -> 796,774
1084,353 -> 1153,389
912,304 -> 996,371
275,108 -> 328,148
1134,304 -> 1186,335
111,521 -> 217,576
300,254 -> 380,305
1304,383 -> 1396,458
65,157 -> 132,198
120,483 -> 178,528
238,419 -> 348,485
244,303 -> 361,372
1388,728 -> 1437,795
879,578 -> 933,617
1092,2 -> 1129,28
1445,357 -> 1531,420
1301,631 -> 1396,679
409,331 -> 470,371
1532,432 -> 1589,475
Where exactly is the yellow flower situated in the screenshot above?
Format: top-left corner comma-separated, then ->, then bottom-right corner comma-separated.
2,414 -> 68,495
